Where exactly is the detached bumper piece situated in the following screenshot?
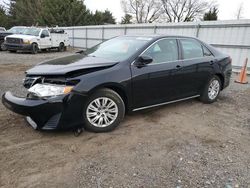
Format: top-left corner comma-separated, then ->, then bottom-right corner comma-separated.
2,92 -> 63,130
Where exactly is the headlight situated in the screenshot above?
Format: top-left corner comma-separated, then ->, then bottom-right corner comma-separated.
23,39 -> 31,44
28,84 -> 73,97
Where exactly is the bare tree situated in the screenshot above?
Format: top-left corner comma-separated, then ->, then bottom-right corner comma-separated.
161,0 -> 212,22
121,0 -> 163,23
235,2 -> 244,20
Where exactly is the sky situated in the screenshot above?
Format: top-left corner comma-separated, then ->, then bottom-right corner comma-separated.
0,0 -> 249,22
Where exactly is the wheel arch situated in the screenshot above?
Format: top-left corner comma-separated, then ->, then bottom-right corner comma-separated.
88,83 -> 129,112
31,42 -> 40,49
215,73 -> 224,90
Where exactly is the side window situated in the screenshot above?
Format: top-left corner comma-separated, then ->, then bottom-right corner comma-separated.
203,46 -> 213,56
41,30 -> 49,37
143,39 -> 178,64
180,39 -> 203,59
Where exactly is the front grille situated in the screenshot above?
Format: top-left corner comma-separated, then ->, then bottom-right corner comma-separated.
6,37 -> 22,44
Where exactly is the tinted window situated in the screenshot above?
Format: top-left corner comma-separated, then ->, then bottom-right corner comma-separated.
180,39 -> 203,59
42,30 -> 50,37
143,39 -> 178,64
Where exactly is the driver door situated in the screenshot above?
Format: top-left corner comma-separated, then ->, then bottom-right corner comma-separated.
131,38 -> 183,109
40,30 -> 51,49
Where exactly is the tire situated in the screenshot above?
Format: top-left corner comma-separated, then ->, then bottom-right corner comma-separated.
58,42 -> 65,52
0,42 -> 7,51
200,75 -> 221,104
9,50 -> 16,53
31,43 -> 38,54
83,88 -> 125,133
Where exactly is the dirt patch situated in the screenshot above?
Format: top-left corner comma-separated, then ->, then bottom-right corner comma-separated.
0,50 -> 250,187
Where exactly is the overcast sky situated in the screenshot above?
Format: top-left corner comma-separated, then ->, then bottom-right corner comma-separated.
85,0 -> 250,22
1,0 -> 249,22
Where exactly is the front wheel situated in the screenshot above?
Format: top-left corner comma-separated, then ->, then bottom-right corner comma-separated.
83,88 -> 125,133
31,43 -> 38,54
200,75 -> 221,104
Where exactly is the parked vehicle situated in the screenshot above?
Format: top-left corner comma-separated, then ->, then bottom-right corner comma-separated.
0,27 -> 6,31
0,26 -> 27,51
2,35 -> 232,132
4,27 -> 69,54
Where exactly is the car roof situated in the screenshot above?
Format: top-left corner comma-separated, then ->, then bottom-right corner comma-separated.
121,34 -> 199,40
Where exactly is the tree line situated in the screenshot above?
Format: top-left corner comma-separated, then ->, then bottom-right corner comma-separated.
0,0 -> 219,28
0,0 -> 116,28
121,0 -> 218,24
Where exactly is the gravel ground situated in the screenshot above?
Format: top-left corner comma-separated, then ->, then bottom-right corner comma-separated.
0,50 -> 250,188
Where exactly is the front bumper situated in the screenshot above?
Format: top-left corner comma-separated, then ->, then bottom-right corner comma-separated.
2,91 -> 86,130
5,43 -> 32,51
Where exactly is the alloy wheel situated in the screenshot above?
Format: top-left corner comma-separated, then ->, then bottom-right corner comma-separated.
86,97 -> 118,128
208,79 -> 220,100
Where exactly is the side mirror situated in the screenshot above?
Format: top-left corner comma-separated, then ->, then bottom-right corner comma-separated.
40,34 -> 45,38
135,55 -> 153,68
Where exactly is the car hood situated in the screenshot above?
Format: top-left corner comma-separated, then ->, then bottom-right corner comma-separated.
6,34 -> 36,40
26,54 -> 118,76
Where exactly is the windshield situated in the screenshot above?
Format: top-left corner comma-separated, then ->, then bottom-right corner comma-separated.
22,28 -> 41,36
85,36 -> 152,61
8,27 -> 26,34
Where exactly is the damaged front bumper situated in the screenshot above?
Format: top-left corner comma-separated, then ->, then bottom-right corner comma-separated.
2,91 -> 85,130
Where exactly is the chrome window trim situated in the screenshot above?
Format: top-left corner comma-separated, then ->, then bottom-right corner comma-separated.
132,95 -> 200,111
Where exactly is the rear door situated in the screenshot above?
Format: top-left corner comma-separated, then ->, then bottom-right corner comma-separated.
176,38 -> 215,97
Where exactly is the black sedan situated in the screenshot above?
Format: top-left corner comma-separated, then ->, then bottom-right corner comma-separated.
2,35 -> 232,132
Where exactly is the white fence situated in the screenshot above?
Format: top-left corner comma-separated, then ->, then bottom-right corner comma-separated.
61,20 -> 250,69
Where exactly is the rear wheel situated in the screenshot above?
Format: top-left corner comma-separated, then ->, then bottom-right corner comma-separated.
58,42 -> 65,52
83,88 -> 125,132
31,43 -> 38,54
200,75 -> 221,104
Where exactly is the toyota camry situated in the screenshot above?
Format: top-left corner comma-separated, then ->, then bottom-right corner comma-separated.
2,35 -> 232,132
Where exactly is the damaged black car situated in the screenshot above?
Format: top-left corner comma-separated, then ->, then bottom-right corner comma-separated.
2,35 -> 232,132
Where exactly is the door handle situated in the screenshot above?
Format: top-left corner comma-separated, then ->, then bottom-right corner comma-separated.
176,65 -> 181,69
